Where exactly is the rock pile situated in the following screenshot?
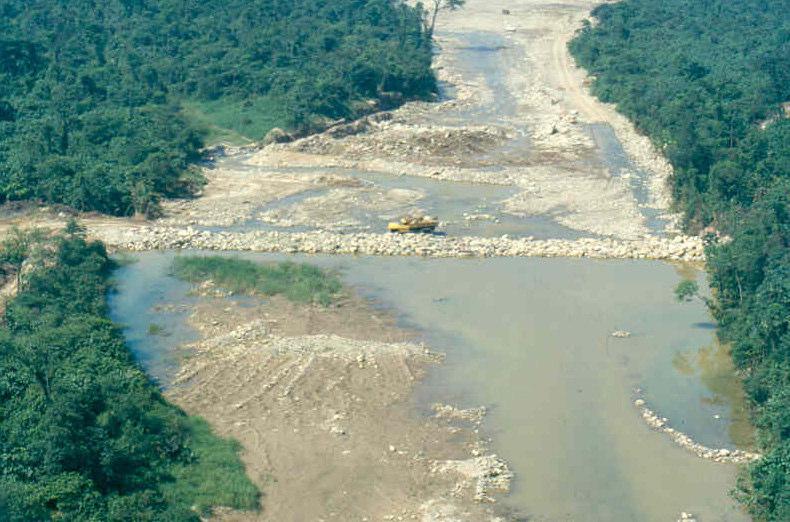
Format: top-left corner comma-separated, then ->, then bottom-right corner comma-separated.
634,398 -> 761,464
285,119 -> 510,163
431,455 -> 513,503
433,404 -> 487,426
95,225 -> 706,262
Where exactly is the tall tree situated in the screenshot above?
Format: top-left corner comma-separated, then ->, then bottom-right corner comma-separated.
421,0 -> 466,37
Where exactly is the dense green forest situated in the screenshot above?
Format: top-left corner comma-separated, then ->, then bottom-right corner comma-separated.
0,0 -> 435,215
0,226 -> 259,520
570,1 -> 789,520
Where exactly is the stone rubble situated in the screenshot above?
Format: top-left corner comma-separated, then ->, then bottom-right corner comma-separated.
427,401 -> 511,506
282,119 -> 511,164
431,455 -> 513,503
94,225 -> 706,262
634,397 -> 761,464
433,404 -> 487,426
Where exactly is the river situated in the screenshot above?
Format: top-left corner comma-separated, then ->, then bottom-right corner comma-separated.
107,1 -> 753,518
110,251 -> 750,521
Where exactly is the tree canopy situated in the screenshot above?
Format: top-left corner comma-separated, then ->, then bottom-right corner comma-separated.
0,0 -> 435,215
0,228 -> 259,520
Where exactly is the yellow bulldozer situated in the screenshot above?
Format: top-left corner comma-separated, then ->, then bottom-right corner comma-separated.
387,214 -> 439,233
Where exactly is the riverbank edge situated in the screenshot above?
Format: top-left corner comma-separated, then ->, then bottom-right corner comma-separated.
568,0 -> 763,475
0,231 -> 260,518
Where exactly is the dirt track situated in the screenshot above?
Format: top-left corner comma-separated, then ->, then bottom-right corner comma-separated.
551,12 -> 610,124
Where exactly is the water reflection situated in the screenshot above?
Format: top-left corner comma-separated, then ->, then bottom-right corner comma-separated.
673,341 -> 754,448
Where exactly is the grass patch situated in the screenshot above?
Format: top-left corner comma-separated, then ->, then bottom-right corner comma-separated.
163,417 -> 260,516
147,323 -> 169,336
172,256 -> 342,306
181,96 -> 290,146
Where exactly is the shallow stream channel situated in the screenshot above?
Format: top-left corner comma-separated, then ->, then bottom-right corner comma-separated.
110,251 -> 752,521
205,161 -> 586,240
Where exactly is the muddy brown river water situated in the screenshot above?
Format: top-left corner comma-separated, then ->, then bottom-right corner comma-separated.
340,256 -> 750,521
111,252 -> 751,521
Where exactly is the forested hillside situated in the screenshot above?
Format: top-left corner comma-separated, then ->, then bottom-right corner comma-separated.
0,226 -> 259,520
570,1 -> 789,519
0,0 -> 434,215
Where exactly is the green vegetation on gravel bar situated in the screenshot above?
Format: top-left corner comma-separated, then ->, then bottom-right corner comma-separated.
0,227 -> 259,520
172,256 -> 342,306
570,1 -> 788,519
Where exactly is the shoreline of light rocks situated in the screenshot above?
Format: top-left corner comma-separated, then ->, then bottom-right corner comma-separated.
634,398 -> 761,464
94,225 -> 706,262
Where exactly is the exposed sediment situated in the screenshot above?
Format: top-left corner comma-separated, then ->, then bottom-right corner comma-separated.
94,225 -> 706,262
166,286 -> 510,520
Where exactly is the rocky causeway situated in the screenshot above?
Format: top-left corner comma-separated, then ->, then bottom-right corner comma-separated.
95,225 -> 706,262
